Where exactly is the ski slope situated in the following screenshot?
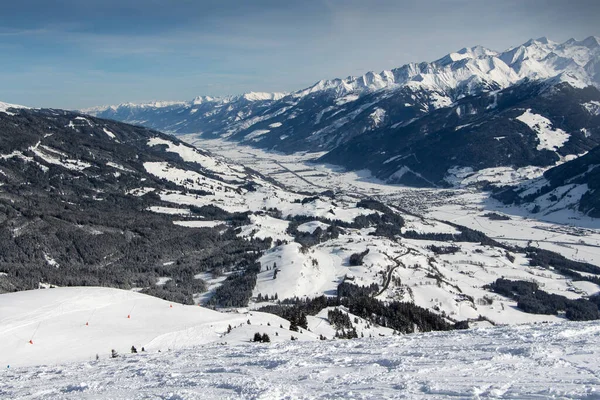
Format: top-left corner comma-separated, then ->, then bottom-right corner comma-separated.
0,287 -> 319,368
3,320 -> 599,399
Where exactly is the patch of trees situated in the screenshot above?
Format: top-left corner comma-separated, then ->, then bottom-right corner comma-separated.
403,223 -> 506,248
486,278 -> 600,321
301,196 -> 320,205
482,212 -> 511,221
349,249 -> 370,266
142,277 -> 207,305
427,245 -> 460,255
328,310 -> 359,339
206,262 -> 261,308
253,332 -> 271,343
337,282 -> 379,298
525,247 -> 600,286
356,199 -> 395,215
189,205 -> 251,227
286,218 -> 342,248
259,281 -> 458,335
285,201 -> 405,246
328,308 -> 353,331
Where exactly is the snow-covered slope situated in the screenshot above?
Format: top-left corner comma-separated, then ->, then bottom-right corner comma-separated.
0,287 -> 318,368
4,319 -> 600,399
494,143 -> 600,218
323,78 -> 600,186
0,101 -> 28,115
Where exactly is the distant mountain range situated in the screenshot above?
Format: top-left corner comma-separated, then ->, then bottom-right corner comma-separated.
85,36 -> 600,188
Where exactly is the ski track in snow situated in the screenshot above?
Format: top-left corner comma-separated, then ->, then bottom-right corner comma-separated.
3,322 -> 600,399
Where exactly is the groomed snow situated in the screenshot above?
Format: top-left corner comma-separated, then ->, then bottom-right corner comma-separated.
146,206 -> 191,215
0,287 -> 316,368
102,128 -> 118,140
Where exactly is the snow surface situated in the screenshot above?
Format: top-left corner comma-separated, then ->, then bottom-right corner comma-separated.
369,107 -> 386,128
445,165 -> 549,187
583,100 -> 600,116
0,101 -> 28,115
147,137 -> 245,179
172,220 -> 223,228
102,128 -> 117,140
297,220 -> 330,234
0,287 -> 317,368
516,109 -> 570,151
3,317 -> 600,399
146,206 -> 191,215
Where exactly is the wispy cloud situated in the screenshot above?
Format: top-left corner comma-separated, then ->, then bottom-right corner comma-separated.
0,0 -> 597,108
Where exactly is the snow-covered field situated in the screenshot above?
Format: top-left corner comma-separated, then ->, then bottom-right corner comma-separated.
3,318 -> 600,399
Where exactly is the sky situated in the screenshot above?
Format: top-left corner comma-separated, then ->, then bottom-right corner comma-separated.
0,0 -> 598,109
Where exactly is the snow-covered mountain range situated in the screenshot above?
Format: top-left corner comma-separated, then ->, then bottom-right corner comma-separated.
85,36 -> 600,188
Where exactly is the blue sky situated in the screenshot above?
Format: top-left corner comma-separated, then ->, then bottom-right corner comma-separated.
0,0 -> 598,109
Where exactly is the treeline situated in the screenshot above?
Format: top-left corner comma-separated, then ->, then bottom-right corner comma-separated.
402,223 -> 506,248
525,247 -> 600,285
259,282 -> 460,334
487,278 -> 600,321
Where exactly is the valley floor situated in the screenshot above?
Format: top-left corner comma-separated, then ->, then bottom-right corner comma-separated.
189,137 -> 600,266
3,321 -> 599,399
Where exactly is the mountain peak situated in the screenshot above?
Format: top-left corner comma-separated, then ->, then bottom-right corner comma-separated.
191,95 -> 220,105
581,36 -> 600,48
535,36 -> 551,44
523,37 -> 555,47
240,92 -> 287,102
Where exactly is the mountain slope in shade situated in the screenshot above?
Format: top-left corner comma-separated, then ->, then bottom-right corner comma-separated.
85,36 -> 600,188
0,106 -> 275,299
494,143 -> 600,217
321,80 -> 600,186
